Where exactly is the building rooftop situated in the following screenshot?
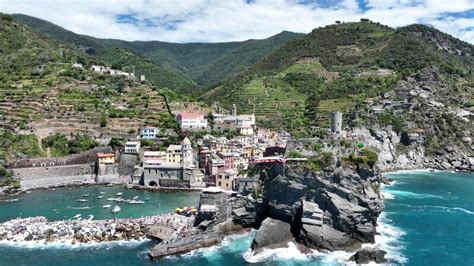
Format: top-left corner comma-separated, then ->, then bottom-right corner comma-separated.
97,153 -> 114,158
178,112 -> 204,119
144,151 -> 166,156
167,144 -> 182,151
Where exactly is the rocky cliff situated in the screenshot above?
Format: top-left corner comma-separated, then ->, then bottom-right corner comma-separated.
234,164 -> 384,254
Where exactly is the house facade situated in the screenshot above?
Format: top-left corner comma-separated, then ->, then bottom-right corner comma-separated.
124,141 -> 140,154
141,126 -> 159,139
177,112 -> 208,130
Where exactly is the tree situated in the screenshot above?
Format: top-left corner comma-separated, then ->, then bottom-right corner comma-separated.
100,115 -> 107,127
304,92 -> 320,127
206,112 -> 215,130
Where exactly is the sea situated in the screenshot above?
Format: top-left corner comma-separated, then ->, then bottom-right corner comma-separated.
0,171 -> 472,266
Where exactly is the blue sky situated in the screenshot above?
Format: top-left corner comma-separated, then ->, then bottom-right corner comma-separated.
0,0 -> 472,43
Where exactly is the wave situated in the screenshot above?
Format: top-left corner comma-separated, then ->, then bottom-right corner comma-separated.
392,204 -> 474,215
385,190 -> 444,199
67,206 -> 92,210
369,212 -> 407,264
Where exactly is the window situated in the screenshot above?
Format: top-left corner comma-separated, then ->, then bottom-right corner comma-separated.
218,182 -> 221,186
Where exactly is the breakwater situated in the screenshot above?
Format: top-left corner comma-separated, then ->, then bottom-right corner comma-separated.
0,213 -> 194,245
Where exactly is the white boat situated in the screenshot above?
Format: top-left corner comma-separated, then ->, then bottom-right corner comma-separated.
77,199 -> 88,203
103,205 -> 111,209
133,196 -> 139,200
73,214 -> 81,219
107,198 -> 116,201
116,192 -> 123,196
87,215 -> 94,221
112,206 -> 121,214
82,194 -> 90,197
106,184 -> 113,187
99,192 -> 105,195
114,198 -> 124,202
97,196 -> 103,199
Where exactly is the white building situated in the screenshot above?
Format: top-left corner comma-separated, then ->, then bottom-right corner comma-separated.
72,63 -> 83,69
177,112 -> 208,130
143,151 -> 166,166
141,126 -> 159,139
237,125 -> 254,136
124,141 -> 140,154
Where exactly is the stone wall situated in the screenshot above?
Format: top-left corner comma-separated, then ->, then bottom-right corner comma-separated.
199,192 -> 230,223
96,164 -> 120,183
13,164 -> 96,190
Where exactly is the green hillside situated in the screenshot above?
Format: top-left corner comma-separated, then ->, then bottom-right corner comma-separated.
206,21 -> 473,133
12,14 -> 302,92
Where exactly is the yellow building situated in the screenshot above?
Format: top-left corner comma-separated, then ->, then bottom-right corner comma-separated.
97,153 -> 115,164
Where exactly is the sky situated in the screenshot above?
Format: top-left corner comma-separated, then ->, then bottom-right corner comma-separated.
0,0 -> 472,43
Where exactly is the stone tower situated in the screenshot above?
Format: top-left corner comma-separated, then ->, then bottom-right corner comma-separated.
331,111 -> 342,133
181,136 -> 193,166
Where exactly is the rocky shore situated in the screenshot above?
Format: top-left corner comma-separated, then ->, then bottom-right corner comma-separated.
0,214 -> 192,244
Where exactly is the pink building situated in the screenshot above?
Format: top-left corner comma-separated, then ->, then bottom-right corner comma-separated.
177,112 -> 208,130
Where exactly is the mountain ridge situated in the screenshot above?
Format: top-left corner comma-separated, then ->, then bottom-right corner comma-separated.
12,13 -> 303,92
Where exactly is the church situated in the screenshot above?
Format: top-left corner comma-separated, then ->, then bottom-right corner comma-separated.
140,137 -> 204,188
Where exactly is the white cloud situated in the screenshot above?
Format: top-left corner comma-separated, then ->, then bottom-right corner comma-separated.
0,0 -> 472,43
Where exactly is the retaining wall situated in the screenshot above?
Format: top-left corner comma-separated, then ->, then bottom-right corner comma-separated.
13,164 -> 96,190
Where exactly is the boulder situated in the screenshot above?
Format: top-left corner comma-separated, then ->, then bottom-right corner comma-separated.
349,247 -> 387,264
251,217 -> 293,251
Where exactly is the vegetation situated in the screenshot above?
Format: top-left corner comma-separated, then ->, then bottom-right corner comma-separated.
347,149 -> 379,168
42,133 -> 98,157
0,129 -> 45,160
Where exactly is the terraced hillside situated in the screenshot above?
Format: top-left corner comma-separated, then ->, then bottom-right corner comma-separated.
0,14 -> 170,160
206,21 -> 473,134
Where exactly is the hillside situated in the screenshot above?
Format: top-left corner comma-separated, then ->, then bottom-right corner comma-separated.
12,14 -> 302,92
205,21 -> 473,130
0,13 -> 172,160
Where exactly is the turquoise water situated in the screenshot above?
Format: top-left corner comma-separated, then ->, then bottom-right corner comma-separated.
0,171 -> 473,265
0,186 -> 200,222
382,171 -> 474,265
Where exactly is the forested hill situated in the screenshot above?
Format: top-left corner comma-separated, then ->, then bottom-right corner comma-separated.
12,14 -> 303,93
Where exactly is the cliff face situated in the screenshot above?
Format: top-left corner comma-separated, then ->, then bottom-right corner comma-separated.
248,164 -> 384,252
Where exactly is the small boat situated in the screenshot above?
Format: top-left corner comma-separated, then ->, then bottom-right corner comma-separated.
116,192 -> 123,196
107,198 -> 116,201
114,198 -> 124,202
99,192 -> 105,195
82,194 -> 90,197
87,215 -> 94,221
77,199 -> 88,203
112,206 -> 121,214
97,196 -> 103,199
133,196 -> 139,200
103,205 -> 111,209
106,183 -> 113,187
73,214 -> 81,219
144,198 -> 151,201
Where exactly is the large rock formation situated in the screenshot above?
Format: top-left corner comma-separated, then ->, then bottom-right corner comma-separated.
349,247 -> 387,264
248,163 -> 384,253
251,217 -> 294,251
